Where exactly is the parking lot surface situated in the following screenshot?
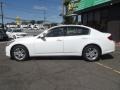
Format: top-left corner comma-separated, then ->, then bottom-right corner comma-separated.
0,41 -> 120,90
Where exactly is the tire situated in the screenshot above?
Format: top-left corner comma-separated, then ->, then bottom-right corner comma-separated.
83,45 -> 100,62
11,45 -> 29,61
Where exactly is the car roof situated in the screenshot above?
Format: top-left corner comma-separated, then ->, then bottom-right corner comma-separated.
48,24 -> 102,34
50,24 -> 91,29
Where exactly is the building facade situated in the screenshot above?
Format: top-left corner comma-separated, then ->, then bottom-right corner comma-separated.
65,0 -> 120,41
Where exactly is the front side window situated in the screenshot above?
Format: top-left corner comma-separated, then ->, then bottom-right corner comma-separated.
66,26 -> 89,36
46,27 -> 65,37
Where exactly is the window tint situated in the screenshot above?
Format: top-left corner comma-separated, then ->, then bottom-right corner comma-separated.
46,27 -> 65,37
66,27 -> 76,36
66,27 -> 89,36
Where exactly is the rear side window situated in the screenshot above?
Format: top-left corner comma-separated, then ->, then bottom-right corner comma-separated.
77,27 -> 89,35
66,26 -> 89,36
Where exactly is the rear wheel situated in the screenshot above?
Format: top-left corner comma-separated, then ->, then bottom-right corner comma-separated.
83,45 -> 101,62
11,45 -> 29,61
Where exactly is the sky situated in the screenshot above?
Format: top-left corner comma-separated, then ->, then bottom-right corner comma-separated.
0,0 -> 62,23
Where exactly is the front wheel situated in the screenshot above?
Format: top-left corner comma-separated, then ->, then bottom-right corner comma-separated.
11,45 -> 29,61
83,45 -> 101,62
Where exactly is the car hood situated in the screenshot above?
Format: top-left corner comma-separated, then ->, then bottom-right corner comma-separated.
14,36 -> 35,43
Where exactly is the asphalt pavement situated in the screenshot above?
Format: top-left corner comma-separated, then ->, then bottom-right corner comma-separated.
0,41 -> 120,90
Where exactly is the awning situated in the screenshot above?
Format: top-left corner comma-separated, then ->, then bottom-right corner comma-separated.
74,0 -> 112,14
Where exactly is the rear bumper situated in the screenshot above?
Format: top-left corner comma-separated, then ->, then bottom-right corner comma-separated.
102,41 -> 115,55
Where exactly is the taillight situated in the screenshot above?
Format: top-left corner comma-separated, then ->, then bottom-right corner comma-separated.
108,35 -> 113,40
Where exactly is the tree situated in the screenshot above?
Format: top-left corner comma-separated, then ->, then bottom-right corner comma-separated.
10,22 -> 16,25
22,21 -> 28,25
36,21 -> 43,24
30,20 -> 36,25
63,16 -> 74,24
64,0 -> 71,6
64,0 -> 71,15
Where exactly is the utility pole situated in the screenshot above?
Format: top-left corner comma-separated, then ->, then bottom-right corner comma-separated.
62,0 -> 64,23
0,2 -> 4,30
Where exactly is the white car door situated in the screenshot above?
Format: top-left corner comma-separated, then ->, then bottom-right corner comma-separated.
34,27 -> 65,55
64,26 -> 90,54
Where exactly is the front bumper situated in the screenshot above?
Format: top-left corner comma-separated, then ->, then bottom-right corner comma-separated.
6,46 -> 11,57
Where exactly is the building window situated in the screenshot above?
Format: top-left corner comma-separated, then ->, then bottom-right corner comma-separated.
94,11 -> 101,30
78,15 -> 81,24
87,12 -> 94,27
82,13 -> 88,25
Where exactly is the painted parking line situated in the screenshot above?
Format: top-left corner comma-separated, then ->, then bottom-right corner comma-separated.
95,62 -> 120,75
115,51 -> 120,55
113,70 -> 120,74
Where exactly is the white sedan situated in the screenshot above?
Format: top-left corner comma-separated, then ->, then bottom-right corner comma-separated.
6,29 -> 27,39
6,25 -> 115,61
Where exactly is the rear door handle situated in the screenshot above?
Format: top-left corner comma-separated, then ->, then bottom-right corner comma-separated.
82,38 -> 88,39
57,39 -> 62,41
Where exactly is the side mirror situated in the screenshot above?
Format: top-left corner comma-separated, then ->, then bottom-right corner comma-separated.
40,33 -> 46,38
39,33 -> 46,40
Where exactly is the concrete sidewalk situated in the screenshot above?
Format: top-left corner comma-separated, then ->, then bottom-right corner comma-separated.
115,46 -> 120,55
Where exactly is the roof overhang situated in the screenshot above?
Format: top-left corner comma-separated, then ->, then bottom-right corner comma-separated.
74,1 -> 112,14
66,14 -> 78,17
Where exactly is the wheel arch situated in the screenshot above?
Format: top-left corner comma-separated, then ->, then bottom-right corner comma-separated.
10,44 -> 30,57
82,43 -> 102,56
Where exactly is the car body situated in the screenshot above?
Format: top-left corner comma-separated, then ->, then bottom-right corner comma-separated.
0,30 -> 8,41
6,25 -> 115,61
6,29 -> 27,39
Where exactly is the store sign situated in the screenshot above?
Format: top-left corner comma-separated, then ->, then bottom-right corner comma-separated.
76,0 -> 111,11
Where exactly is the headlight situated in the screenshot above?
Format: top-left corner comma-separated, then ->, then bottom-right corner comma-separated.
7,40 -> 15,46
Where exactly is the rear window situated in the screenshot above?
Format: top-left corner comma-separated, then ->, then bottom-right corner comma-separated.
66,26 -> 90,36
